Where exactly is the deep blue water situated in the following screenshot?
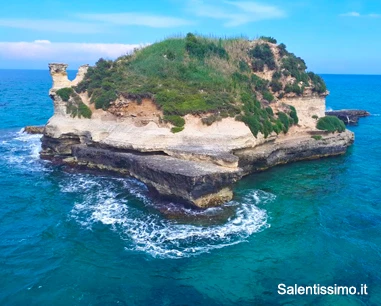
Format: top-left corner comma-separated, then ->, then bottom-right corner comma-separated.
0,71 -> 380,305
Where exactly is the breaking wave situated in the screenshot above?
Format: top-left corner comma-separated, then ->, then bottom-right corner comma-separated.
0,129 -> 44,171
0,129 -> 275,259
67,175 -> 274,259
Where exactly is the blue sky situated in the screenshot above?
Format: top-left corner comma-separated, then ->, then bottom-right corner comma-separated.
0,0 -> 380,73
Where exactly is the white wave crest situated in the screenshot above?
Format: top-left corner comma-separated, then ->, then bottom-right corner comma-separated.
67,176 -> 274,259
0,129 -> 43,170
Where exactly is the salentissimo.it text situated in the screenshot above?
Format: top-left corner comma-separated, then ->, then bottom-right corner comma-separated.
278,284 -> 368,295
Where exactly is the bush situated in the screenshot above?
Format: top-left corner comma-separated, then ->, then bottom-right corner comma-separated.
56,87 -> 74,101
278,112 -> 290,133
289,105 -> 299,124
249,44 -> 276,70
285,83 -> 303,95
266,106 -> 274,116
252,59 -> 265,72
311,135 -> 322,140
272,71 -> 281,80
94,91 -> 117,110
251,75 -> 268,91
260,36 -> 277,44
242,115 -> 262,137
312,115 -> 319,120
185,33 -> 229,61
262,91 -> 274,102
171,126 -> 184,133
270,80 -> 282,92
278,43 -> 287,57
201,114 -> 222,126
308,72 -> 327,94
66,92 -> 92,119
239,60 -> 251,72
282,54 -> 308,83
163,115 -> 185,127
78,102 -> 92,118
316,116 -> 346,133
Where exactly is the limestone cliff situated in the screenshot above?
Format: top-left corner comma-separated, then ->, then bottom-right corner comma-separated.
41,36 -> 354,208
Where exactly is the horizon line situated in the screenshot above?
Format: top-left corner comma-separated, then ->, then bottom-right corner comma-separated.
1,68 -> 381,76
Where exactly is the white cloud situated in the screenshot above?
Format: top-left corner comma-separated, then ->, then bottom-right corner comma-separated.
0,41 -> 144,62
77,13 -> 194,28
34,40 -> 52,44
340,12 -> 360,17
188,0 -> 285,27
340,12 -> 381,18
0,19 -> 105,34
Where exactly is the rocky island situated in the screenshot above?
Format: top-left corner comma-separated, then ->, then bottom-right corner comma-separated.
40,34 -> 354,208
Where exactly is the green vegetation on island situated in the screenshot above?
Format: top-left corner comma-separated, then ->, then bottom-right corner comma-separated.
316,116 -> 346,133
56,87 -> 92,119
72,33 -> 328,136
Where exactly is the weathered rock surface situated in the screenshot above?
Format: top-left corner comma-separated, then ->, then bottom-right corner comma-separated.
235,130 -> 354,175
39,63 -> 355,208
24,126 -> 45,134
326,109 -> 370,125
71,145 -> 242,208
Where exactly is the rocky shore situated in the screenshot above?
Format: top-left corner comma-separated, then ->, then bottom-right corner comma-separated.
36,63 -> 356,208
326,109 -> 370,125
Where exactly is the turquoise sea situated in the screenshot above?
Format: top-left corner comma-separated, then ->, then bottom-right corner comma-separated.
0,70 -> 380,305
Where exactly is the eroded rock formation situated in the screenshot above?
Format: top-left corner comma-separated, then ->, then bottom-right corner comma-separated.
40,63 -> 354,208
326,109 -> 370,125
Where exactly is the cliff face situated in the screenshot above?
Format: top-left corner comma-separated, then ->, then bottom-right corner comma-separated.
41,44 -> 354,208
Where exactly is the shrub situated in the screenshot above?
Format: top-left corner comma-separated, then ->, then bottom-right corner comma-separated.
185,33 -> 229,61
66,92 -> 92,119
242,115 -> 262,137
252,59 -> 265,72
278,112 -> 290,133
239,60 -> 251,72
251,75 -> 268,91
265,106 -> 274,116
94,91 -> 117,110
165,50 -> 176,61
78,102 -> 92,118
289,105 -> 299,124
171,126 -> 184,133
270,80 -> 282,92
163,115 -> 185,127
56,87 -> 74,101
312,115 -> 319,120
272,71 -> 282,80
311,135 -> 322,140
285,83 -> 303,95
262,91 -> 274,102
308,72 -> 327,94
282,54 -> 308,83
260,36 -> 277,44
278,43 -> 287,57
201,114 -> 222,126
249,44 -> 276,70
316,116 -> 346,133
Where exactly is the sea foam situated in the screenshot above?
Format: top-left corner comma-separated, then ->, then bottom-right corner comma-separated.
67,174 -> 274,259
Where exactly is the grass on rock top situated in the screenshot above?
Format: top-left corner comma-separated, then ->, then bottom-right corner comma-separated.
74,33 -> 327,136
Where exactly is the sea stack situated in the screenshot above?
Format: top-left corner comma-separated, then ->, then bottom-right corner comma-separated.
40,34 -> 354,208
